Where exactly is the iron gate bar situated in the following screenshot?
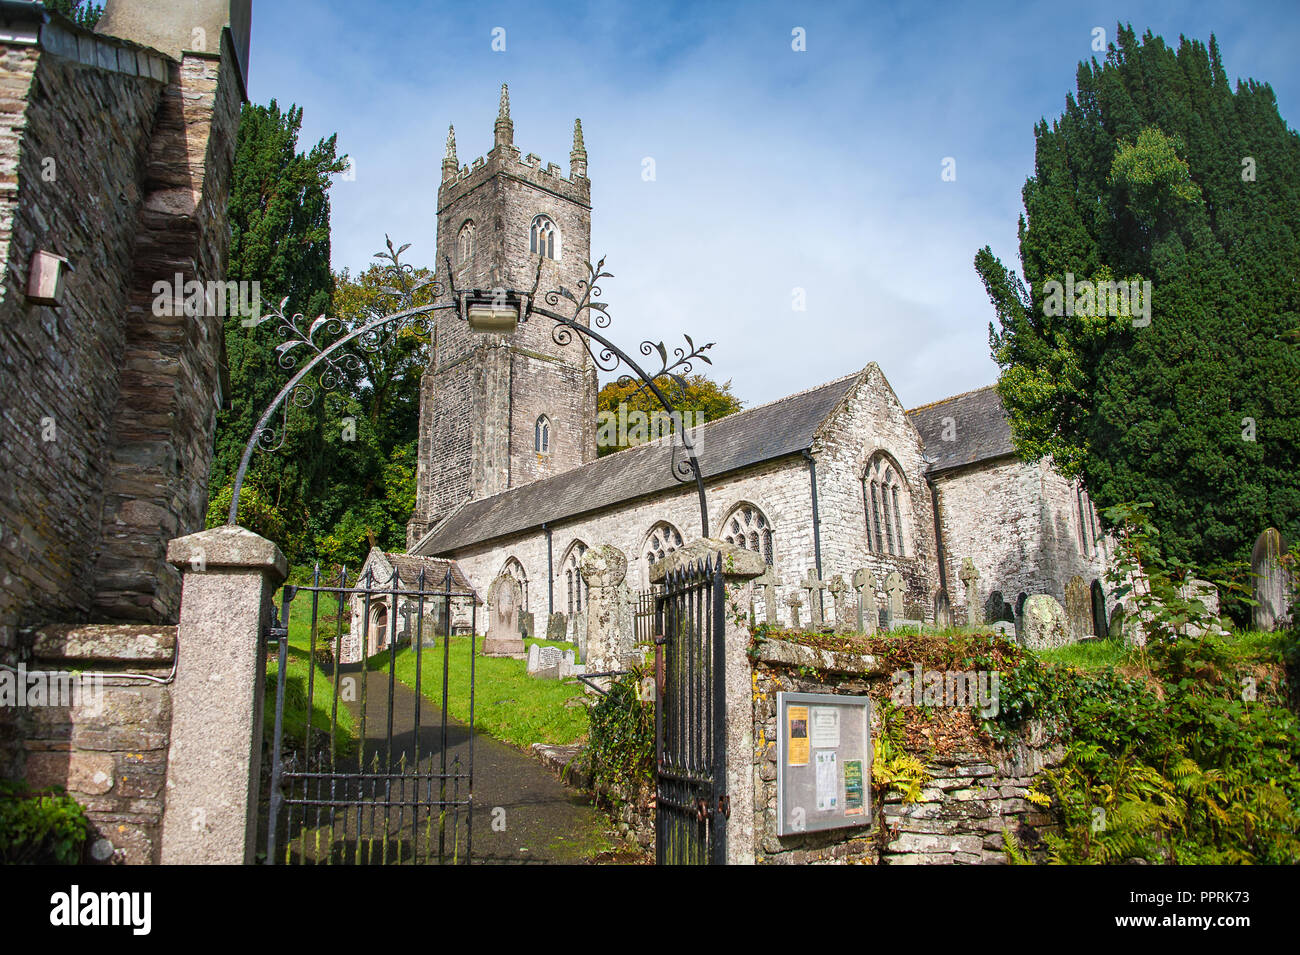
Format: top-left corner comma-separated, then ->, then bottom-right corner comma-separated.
265,564 -> 477,864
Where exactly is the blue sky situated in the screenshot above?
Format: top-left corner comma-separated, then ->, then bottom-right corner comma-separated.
248,1 -> 1300,409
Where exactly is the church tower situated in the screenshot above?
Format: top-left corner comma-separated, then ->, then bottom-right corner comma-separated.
407,87 -> 598,547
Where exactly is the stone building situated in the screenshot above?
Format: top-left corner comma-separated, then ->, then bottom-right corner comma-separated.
0,0 -> 248,649
406,95 -> 1116,639
341,549 -> 480,665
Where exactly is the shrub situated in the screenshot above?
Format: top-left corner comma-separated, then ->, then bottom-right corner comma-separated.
586,668 -> 655,798
0,780 -> 92,864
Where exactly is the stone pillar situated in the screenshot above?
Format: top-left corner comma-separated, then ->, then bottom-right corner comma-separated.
650,538 -> 765,865
580,544 -> 633,676
160,525 -> 286,864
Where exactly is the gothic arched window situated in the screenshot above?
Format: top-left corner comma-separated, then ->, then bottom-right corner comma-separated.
722,504 -> 774,565
530,214 -> 558,260
458,219 -> 475,267
642,521 -> 684,583
864,454 -> 909,556
535,415 -> 551,454
562,541 -> 588,616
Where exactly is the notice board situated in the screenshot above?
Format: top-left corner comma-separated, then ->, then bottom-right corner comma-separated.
776,691 -> 872,836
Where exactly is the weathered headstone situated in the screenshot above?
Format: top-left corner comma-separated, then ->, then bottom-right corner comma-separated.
984,590 -> 1013,624
785,590 -> 803,629
526,643 -> 540,672
580,544 -> 635,678
802,567 -> 828,629
934,590 -> 953,629
483,575 -> 526,657
827,574 -> 850,632
959,559 -> 981,627
989,620 -> 1016,639
573,611 -> 587,662
754,566 -> 782,626
1021,594 -> 1068,650
1251,528 -> 1293,632
1108,604 -> 1125,641
852,568 -> 877,634
546,612 -> 567,640
883,572 -> 906,628
520,611 -> 535,640
1064,575 -> 1090,641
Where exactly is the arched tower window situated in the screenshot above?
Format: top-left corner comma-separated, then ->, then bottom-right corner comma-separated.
642,521 -> 684,583
722,504 -> 774,565
535,415 -> 551,454
530,214 -> 558,260
457,219 -> 475,267
864,454 -> 909,556
562,541 -> 588,616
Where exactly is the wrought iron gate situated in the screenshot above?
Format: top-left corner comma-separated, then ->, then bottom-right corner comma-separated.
654,554 -> 728,865
264,564 -> 477,864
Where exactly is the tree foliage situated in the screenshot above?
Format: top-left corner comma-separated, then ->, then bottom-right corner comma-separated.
595,373 -> 743,456
976,25 -> 1300,569
44,0 -> 101,28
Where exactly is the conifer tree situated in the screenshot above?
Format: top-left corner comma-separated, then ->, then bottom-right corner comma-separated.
976,25 -> 1300,568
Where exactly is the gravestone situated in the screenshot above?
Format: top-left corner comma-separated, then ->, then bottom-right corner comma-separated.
934,590 -> 953,629
802,568 -> 828,629
989,620 -> 1016,639
883,572 -> 906,628
580,543 -> 634,676
573,611 -> 587,662
1108,604 -> 1125,641
520,611 -> 535,640
786,590 -> 803,629
959,559 -> 981,627
852,568 -> 877,634
547,613 -> 567,640
754,566 -> 782,627
827,574 -> 850,632
483,575 -> 526,657
984,591 -> 1013,625
1251,528 -> 1293,632
1064,575 -> 1091,641
1021,594 -> 1068,650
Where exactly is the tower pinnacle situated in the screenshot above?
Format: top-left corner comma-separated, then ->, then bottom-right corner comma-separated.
442,124 -> 458,182
494,83 -> 513,148
570,118 -> 587,179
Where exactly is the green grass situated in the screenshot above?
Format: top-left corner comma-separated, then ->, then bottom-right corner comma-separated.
262,596 -> 357,757
1035,628 -> 1284,671
373,635 -> 590,749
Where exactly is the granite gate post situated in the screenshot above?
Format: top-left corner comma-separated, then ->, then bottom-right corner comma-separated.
160,525 -> 287,864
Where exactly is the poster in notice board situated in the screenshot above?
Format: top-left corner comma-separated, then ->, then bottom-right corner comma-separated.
776,691 -> 872,836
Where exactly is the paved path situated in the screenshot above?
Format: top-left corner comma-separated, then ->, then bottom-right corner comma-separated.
305,669 -> 614,864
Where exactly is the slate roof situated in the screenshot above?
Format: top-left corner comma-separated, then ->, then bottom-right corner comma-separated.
906,385 -> 1016,472
413,370 -> 865,556
364,549 -> 482,602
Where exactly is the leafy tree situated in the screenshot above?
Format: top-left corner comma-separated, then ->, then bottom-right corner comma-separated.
44,0 -> 102,28
208,101 -> 346,560
976,25 -> 1300,571
595,373 -> 743,456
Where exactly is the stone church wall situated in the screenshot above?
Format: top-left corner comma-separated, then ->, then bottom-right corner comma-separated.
812,365 -> 941,620
932,456 -> 1111,621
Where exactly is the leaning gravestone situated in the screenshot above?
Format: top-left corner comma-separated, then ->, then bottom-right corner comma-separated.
1020,594 -> 1068,650
1252,528 -> 1293,632
1064,575 -> 1091,641
1108,604 -> 1125,641
483,575 -> 526,657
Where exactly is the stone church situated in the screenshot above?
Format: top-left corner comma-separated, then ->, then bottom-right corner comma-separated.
401,87 -> 1112,640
